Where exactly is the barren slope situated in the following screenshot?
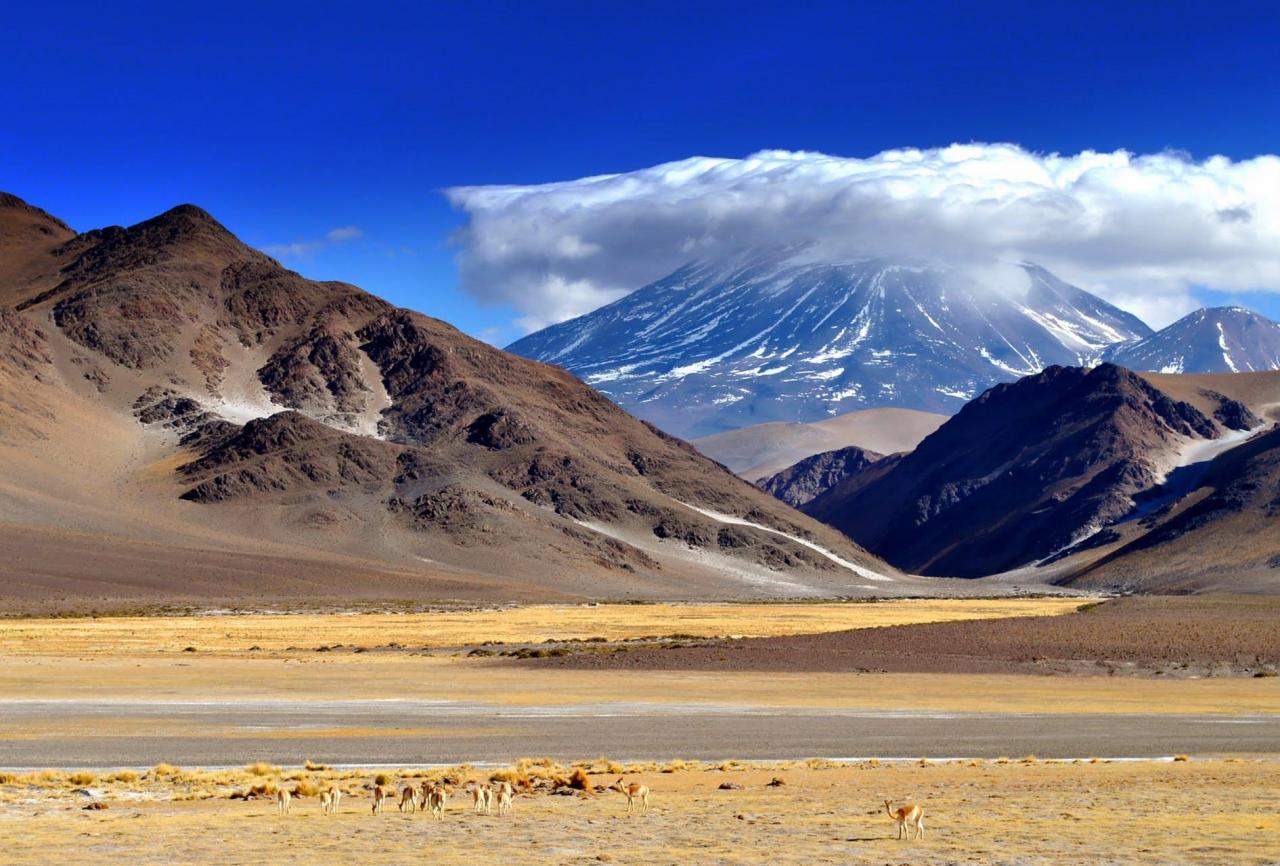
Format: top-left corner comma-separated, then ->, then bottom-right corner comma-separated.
1068,425 -> 1280,592
693,406 -> 945,479
0,194 -> 900,608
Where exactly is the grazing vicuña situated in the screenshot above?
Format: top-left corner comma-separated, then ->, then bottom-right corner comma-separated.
885,799 -> 925,841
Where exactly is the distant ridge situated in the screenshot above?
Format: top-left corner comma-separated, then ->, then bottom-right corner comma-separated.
693,406 -> 945,480
1104,306 -> 1280,374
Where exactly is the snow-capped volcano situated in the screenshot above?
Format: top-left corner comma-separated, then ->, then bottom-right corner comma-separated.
1102,307 -> 1280,374
508,250 -> 1152,438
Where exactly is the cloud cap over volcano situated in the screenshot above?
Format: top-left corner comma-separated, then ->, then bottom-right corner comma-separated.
446,145 -> 1280,332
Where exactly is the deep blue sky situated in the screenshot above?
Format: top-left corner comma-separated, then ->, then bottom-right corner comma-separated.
4,0 -> 1279,339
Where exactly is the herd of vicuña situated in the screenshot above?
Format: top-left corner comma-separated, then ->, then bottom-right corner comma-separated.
267,775 -> 925,841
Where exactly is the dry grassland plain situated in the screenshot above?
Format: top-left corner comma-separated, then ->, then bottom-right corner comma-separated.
1,761 -> 1277,866
2,599 -> 1278,864
0,597 -> 1084,655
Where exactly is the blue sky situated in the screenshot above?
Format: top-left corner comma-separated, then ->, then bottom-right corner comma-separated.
4,0 -> 1280,340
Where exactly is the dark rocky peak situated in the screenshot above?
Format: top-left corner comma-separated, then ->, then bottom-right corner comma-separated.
757,446 -> 884,507
210,410 -> 337,456
1205,390 -> 1262,431
67,202 -> 256,272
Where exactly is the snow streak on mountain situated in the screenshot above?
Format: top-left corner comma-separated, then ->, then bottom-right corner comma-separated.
1103,307 -> 1280,374
508,250 -> 1152,438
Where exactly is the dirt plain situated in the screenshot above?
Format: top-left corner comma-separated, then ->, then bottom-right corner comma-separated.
527,596 -> 1280,677
1,598 -> 1277,769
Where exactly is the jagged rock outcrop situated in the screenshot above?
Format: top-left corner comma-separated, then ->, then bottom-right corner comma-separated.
757,446 -> 883,507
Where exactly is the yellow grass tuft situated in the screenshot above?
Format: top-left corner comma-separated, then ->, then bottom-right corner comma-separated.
516,756 -> 556,769
291,779 -> 321,797
0,773 -> 16,784
108,770 -> 140,783
374,773 -> 390,786
151,763 -> 181,777
803,758 -> 844,770
1021,755 -> 1038,764
68,771 -> 97,786
489,768 -> 532,789
304,760 -> 331,771
245,762 -> 280,777
1173,754 -> 1189,762
568,768 -> 593,793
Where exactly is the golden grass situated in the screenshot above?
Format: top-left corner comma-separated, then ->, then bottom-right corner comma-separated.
2,760 -> 1276,866
290,779 -> 320,797
0,598 -> 1083,657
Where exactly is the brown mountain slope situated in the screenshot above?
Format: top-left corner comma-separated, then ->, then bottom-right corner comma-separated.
1138,370 -> 1280,424
804,363 -> 1259,578
1068,424 -> 1280,593
0,194 -> 901,608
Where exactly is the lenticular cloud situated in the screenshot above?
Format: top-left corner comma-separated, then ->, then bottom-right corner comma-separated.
446,145 -> 1280,332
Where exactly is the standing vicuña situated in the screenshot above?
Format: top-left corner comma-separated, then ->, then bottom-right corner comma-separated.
885,800 -> 925,840
495,780 -> 514,815
425,783 -> 448,820
399,784 -> 418,813
371,784 -> 391,815
471,782 -> 493,814
612,777 -> 649,813
275,787 -> 291,816
320,786 -> 342,815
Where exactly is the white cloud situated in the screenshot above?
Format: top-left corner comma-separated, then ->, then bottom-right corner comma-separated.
326,225 -> 363,242
263,225 -> 364,258
446,145 -> 1280,331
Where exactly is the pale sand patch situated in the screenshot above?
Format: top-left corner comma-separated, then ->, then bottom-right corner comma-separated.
0,762 -> 1276,866
0,719 -> 523,741
2,655 -> 1276,716
0,598 -> 1084,656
